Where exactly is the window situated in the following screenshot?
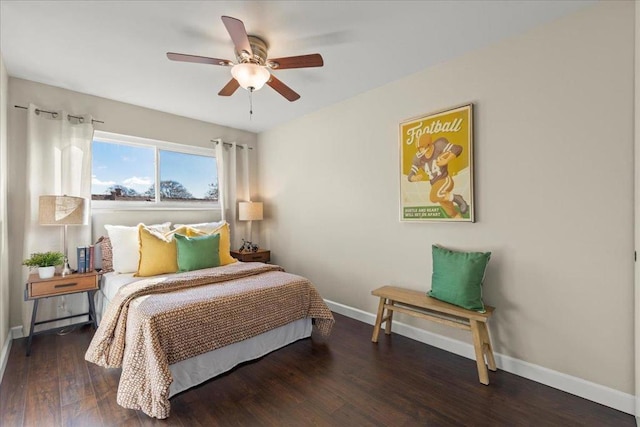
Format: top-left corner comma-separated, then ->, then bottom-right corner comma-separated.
91,131 -> 218,208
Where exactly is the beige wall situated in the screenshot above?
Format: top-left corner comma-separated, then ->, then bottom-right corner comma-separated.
0,53 -> 10,358
258,1 -> 634,395
635,0 -> 640,419
7,79 -> 258,328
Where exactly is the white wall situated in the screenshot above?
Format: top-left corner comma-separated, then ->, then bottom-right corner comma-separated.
0,52 -> 11,376
7,79 -> 259,329
258,0 -> 634,397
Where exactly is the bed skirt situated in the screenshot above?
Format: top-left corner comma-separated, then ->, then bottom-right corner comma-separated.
95,289 -> 312,398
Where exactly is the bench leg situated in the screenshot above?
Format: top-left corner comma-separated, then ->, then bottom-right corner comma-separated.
479,322 -> 497,371
371,297 -> 386,343
471,320 -> 490,385
384,300 -> 394,335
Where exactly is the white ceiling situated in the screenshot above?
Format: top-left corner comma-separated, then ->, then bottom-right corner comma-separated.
1,1 -> 594,133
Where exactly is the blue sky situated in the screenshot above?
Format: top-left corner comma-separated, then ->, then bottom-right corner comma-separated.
91,140 -> 217,198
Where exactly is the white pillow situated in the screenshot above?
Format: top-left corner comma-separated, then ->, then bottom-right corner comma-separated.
105,222 -> 171,273
173,221 -> 225,234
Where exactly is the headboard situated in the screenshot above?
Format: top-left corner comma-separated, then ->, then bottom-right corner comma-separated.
91,209 -> 222,242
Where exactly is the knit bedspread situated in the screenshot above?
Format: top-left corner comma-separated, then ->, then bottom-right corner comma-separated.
85,262 -> 334,419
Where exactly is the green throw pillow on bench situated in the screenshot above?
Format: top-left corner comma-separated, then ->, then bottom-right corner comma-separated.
428,244 -> 491,313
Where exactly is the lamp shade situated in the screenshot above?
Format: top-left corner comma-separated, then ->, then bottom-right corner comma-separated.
231,63 -> 271,90
238,201 -> 263,221
38,195 -> 86,226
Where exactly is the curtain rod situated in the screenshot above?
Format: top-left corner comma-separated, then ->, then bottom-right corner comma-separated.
211,139 -> 253,150
14,105 -> 104,124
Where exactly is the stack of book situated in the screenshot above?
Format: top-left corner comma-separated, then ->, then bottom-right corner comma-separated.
76,245 -> 95,274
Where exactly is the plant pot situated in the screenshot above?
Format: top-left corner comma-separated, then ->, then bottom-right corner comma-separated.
37,266 -> 55,279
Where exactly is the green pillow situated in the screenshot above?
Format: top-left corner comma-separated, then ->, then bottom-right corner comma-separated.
428,245 -> 491,313
174,233 -> 221,272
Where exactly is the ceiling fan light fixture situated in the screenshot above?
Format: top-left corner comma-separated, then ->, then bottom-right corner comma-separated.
168,16 -> 322,102
231,63 -> 270,91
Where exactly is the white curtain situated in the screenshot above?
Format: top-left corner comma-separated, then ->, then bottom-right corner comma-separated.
23,104 -> 94,332
239,143 -> 254,243
216,140 -> 238,249
241,143 -> 251,203
215,140 -> 226,221
215,140 -> 251,251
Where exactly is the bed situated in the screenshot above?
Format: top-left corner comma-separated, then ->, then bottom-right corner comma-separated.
85,212 -> 334,419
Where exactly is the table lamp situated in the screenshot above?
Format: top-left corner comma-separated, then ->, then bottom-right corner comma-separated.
238,201 -> 263,250
38,195 -> 87,276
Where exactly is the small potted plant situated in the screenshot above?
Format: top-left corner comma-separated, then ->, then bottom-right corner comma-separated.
23,251 -> 64,279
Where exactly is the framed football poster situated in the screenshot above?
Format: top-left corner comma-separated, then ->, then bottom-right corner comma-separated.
399,103 -> 474,222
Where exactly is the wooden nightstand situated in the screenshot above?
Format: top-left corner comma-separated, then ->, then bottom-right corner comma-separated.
230,249 -> 270,263
24,271 -> 99,356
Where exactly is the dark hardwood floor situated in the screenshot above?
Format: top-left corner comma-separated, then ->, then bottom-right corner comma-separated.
0,312 -> 634,426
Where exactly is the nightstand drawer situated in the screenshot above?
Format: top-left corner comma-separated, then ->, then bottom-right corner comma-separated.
230,249 -> 270,263
242,252 -> 269,262
28,274 -> 98,298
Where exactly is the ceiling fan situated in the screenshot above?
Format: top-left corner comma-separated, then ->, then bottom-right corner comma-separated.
167,15 -> 324,102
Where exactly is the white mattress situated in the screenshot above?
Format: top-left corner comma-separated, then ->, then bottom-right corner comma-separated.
95,271 -> 313,397
101,271 -> 170,302
96,271 -> 175,324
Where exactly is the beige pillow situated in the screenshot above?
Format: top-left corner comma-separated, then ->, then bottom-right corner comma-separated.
97,236 -> 113,273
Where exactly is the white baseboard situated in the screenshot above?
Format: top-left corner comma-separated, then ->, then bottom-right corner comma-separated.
0,328 -> 13,384
325,299 -> 636,416
12,325 -> 23,339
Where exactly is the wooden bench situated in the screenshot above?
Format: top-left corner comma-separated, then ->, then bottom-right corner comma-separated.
371,285 -> 497,385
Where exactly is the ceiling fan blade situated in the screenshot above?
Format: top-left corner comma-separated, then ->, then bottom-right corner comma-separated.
267,75 -> 300,102
221,16 -> 252,57
167,52 -> 232,66
218,79 -> 240,96
268,54 -> 324,70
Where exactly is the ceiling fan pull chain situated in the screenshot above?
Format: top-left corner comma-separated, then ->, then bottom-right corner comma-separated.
249,87 -> 254,120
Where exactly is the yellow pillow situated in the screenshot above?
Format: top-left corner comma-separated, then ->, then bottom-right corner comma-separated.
136,224 -> 178,277
183,222 -> 236,266
170,225 -> 192,238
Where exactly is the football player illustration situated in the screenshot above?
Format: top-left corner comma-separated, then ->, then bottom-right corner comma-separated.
407,132 -> 468,218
